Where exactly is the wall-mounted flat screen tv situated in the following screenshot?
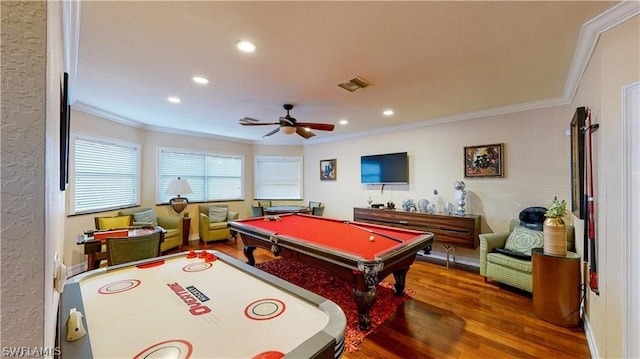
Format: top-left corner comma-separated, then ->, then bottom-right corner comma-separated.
360,152 -> 409,184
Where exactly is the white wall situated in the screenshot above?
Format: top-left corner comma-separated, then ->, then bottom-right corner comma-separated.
570,14 -> 639,359
0,0 -> 64,351
303,105 -> 573,262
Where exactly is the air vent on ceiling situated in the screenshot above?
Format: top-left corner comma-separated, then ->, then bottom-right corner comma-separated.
338,76 -> 371,93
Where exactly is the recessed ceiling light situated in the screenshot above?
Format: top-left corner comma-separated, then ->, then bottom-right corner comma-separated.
167,97 -> 181,103
383,109 -> 394,116
235,40 -> 256,53
192,76 -> 209,84
339,119 -> 348,125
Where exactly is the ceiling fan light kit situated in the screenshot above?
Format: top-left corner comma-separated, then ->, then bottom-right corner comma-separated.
239,104 -> 335,139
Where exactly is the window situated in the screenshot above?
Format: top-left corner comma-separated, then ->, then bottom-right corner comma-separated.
71,135 -> 140,214
254,156 -> 302,200
158,148 -> 243,203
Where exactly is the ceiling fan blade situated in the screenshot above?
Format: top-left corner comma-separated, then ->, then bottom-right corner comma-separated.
263,127 -> 281,137
279,117 -> 295,126
240,117 -> 261,123
296,122 -> 335,131
240,122 -> 280,126
296,127 -> 315,139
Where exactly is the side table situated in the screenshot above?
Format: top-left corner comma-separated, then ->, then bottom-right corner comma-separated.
532,248 -> 581,327
181,216 -> 191,249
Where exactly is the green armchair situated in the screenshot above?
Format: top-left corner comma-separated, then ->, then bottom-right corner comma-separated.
198,204 -> 239,243
118,207 -> 183,253
479,219 -> 574,293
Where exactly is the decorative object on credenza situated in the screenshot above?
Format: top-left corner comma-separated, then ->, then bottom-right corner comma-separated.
386,201 -> 395,209
543,196 -> 568,256
454,180 -> 467,215
431,189 -> 444,213
444,202 -> 455,215
401,199 -> 416,212
417,199 -> 430,213
464,143 -> 504,178
165,177 -> 193,215
426,203 -> 436,214
366,197 -> 373,208
320,158 -> 337,180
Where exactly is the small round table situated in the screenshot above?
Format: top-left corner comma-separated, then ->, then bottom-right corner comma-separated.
532,248 -> 581,327
264,206 -> 311,215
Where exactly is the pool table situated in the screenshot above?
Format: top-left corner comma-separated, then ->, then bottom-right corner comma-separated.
228,213 -> 434,331
59,251 -> 346,359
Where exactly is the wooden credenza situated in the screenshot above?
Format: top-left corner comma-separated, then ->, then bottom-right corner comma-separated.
353,207 -> 481,249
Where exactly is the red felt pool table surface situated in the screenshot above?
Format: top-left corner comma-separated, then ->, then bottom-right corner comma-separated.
232,214 -> 425,260
229,214 -> 434,331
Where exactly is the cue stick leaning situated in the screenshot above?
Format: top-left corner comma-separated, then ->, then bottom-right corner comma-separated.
344,221 -> 404,243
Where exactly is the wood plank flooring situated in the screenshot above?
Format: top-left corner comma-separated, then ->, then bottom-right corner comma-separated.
179,239 -> 590,359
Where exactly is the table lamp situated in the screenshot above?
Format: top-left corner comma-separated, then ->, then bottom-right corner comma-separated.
165,177 -> 192,214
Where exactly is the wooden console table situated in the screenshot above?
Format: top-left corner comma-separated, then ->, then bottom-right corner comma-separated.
532,248 -> 581,327
353,207 -> 480,248
353,207 -> 480,267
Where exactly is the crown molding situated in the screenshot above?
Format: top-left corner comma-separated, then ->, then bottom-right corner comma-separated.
564,1 -> 640,103
72,101 -> 255,144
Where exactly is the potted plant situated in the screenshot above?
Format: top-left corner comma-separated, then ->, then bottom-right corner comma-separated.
543,196 -> 568,256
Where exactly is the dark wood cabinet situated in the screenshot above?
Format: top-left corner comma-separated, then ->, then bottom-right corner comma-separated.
353,207 -> 480,249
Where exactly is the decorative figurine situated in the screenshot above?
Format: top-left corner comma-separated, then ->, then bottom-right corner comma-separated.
402,199 -> 416,212
454,180 -> 467,216
431,189 -> 444,213
417,199 -> 430,213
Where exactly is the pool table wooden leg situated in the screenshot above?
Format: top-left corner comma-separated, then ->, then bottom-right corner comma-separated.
243,245 -> 256,266
353,288 -> 376,331
392,268 -> 408,296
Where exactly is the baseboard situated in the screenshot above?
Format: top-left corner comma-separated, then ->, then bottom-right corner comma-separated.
583,314 -> 598,358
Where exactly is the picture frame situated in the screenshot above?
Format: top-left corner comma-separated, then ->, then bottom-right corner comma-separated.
320,159 -> 337,181
60,72 -> 71,191
570,107 -> 587,219
464,143 -> 504,178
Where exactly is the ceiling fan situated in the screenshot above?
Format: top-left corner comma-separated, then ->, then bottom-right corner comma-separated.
239,104 -> 335,139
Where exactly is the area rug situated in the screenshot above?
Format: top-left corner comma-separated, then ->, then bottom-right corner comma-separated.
256,258 -> 414,352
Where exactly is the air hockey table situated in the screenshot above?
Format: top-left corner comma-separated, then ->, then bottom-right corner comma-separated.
59,250 -> 346,359
228,213 -> 433,331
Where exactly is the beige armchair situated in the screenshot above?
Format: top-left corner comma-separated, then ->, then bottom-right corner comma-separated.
198,204 -> 239,243
479,219 -> 574,293
118,207 -> 183,253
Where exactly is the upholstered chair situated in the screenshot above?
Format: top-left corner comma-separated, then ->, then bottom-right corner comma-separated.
198,204 -> 239,243
479,219 -> 574,293
106,230 -> 162,266
311,206 -> 325,216
251,206 -> 265,217
117,207 -> 183,253
94,215 -> 133,230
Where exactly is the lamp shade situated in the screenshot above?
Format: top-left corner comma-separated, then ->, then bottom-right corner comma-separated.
165,178 -> 193,196
165,178 -> 192,214
281,126 -> 296,135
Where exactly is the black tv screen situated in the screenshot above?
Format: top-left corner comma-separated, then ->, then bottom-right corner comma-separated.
361,152 -> 409,184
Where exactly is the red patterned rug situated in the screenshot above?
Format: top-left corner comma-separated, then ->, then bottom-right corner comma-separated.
256,258 -> 414,352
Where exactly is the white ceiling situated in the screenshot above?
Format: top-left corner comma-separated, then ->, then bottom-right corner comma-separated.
68,1 -> 618,145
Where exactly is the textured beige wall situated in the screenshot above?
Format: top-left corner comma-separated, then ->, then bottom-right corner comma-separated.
1,0 -> 48,349
570,15 -> 639,358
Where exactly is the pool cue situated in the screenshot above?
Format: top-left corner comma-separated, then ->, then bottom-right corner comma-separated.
585,108 -> 599,295
344,221 -> 404,243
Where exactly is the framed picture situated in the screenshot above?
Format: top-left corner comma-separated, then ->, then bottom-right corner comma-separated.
60,72 -> 70,191
570,107 -> 587,219
464,143 -> 504,178
320,159 -> 336,181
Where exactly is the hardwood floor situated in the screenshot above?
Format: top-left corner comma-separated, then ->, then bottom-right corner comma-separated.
178,239 -> 590,359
